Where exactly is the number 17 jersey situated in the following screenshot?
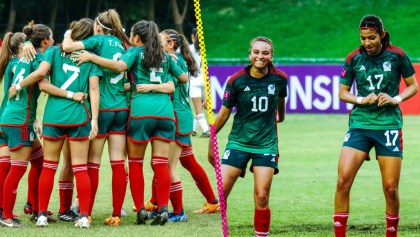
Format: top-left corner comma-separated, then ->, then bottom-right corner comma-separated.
223,65 -> 288,154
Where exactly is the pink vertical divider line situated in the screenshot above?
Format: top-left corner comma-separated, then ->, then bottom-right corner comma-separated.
209,124 -> 229,237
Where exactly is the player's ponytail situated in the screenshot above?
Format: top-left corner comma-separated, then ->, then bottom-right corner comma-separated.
131,20 -> 163,70
0,32 -> 26,81
23,21 -> 51,48
96,9 -> 130,49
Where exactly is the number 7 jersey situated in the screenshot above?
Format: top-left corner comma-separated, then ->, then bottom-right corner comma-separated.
340,46 -> 415,130
223,65 -> 288,154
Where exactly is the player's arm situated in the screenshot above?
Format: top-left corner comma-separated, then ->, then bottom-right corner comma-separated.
38,78 -> 87,103
73,50 -> 128,72
62,32 -> 86,52
136,81 -> 175,94
208,105 -> 232,166
277,97 -> 285,123
88,75 -> 100,140
338,83 -> 378,105
8,61 -> 51,99
378,74 -> 418,106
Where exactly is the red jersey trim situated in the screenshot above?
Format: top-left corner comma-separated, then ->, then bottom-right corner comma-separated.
67,136 -> 89,141
99,108 -> 129,112
42,134 -> 67,140
345,48 -> 360,64
385,45 -> 406,57
9,143 -> 23,151
129,115 -> 175,121
227,68 -> 247,85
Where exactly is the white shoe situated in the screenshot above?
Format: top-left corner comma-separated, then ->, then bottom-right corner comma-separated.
75,216 -> 90,228
121,207 -> 128,217
36,215 -> 48,227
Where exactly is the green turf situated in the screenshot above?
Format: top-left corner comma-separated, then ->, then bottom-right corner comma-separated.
200,0 -> 420,61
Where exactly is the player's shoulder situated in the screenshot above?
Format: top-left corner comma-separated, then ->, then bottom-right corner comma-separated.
384,45 -> 407,58
227,67 -> 248,85
269,65 -> 288,80
345,48 -> 361,64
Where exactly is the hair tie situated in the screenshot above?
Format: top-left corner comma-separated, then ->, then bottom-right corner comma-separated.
96,17 -> 112,31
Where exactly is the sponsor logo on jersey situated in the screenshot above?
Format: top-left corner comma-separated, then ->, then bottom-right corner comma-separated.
222,150 -> 230,160
383,61 -> 392,72
268,84 -> 275,95
244,86 -> 250,92
223,90 -> 230,100
343,132 -> 351,142
359,65 -> 366,71
393,147 -> 399,152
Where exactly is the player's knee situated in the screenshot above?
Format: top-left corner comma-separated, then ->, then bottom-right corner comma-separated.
254,190 -> 269,207
383,183 -> 399,200
335,176 -> 353,194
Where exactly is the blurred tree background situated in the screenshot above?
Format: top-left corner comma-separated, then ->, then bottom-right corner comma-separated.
0,0 -> 197,43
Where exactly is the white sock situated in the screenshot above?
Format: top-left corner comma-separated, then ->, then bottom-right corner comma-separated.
197,113 -> 209,132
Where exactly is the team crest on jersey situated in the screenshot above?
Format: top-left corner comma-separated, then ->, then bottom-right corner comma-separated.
267,84 -> 275,95
222,150 -> 230,160
383,61 -> 392,72
223,89 -> 230,100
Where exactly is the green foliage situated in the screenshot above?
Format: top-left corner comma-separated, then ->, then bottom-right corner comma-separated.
201,0 -> 420,59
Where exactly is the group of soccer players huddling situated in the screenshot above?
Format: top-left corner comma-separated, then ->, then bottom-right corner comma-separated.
0,9 -> 219,228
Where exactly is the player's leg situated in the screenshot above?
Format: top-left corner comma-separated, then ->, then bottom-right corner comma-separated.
378,155 -> 401,237
167,142 -> 187,222
37,138 -> 64,227
25,138 -> 43,217
253,166 -> 274,237
86,137 -> 106,218
0,140 -> 10,219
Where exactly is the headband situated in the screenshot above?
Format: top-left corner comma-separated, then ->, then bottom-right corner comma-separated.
162,31 -> 178,47
96,17 -> 112,31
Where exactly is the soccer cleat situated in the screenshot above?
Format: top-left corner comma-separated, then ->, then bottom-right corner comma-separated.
136,208 -> 148,225
70,198 -> 79,216
74,214 -> 90,228
104,216 -> 121,226
36,212 -> 48,227
144,201 -> 158,212
23,202 -> 33,214
168,212 -> 188,222
191,131 -> 197,136
192,202 -> 220,214
57,209 -> 78,222
150,211 -> 169,226
148,210 -> 158,219
121,208 -> 128,217
200,131 -> 210,138
0,218 -> 24,228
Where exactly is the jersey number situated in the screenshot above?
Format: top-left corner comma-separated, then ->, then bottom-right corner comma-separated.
61,64 -> 80,90
13,68 -> 26,100
251,96 -> 268,112
384,130 -> 399,146
366,74 -> 384,90
110,53 -> 125,84
150,67 -> 163,84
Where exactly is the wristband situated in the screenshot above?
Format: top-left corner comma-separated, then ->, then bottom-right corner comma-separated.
67,91 -> 74,99
16,83 -> 22,91
356,97 -> 364,104
393,95 -> 402,104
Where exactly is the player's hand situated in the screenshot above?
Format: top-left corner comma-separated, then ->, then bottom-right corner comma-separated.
23,42 -> 37,61
208,138 -> 215,167
72,50 -> 92,66
378,92 -> 397,106
136,84 -> 153,93
8,85 -> 18,99
33,119 -> 42,139
361,93 -> 378,105
89,119 -> 98,140
202,98 -> 208,110
72,92 -> 88,103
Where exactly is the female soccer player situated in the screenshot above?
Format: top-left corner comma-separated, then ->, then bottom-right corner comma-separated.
189,28 -> 210,137
333,15 -> 418,237
145,29 -> 219,222
72,20 -> 188,226
9,19 -> 101,228
210,36 -> 288,237
0,23 -> 55,228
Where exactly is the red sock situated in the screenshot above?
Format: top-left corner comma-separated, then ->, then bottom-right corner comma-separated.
254,209 -> 271,237
149,175 -> 157,204
58,181 -> 74,213
334,212 -> 349,237
111,160 -> 127,217
0,156 -> 11,209
27,147 -> 43,213
170,181 -> 183,214
152,156 -> 170,210
38,160 -> 58,213
72,164 -> 90,216
128,157 -> 144,212
87,162 -> 100,216
386,213 -> 399,237
3,160 -> 28,219
180,148 -> 216,203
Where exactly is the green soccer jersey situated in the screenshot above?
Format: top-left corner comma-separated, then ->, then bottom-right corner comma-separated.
0,57 -> 19,117
223,65 -> 288,154
0,53 -> 42,126
121,46 -> 184,119
82,35 -> 128,110
171,54 -> 193,134
42,46 -> 103,126
341,46 -> 415,130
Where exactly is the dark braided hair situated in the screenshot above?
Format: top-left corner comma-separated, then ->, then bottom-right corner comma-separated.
359,15 -> 390,52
